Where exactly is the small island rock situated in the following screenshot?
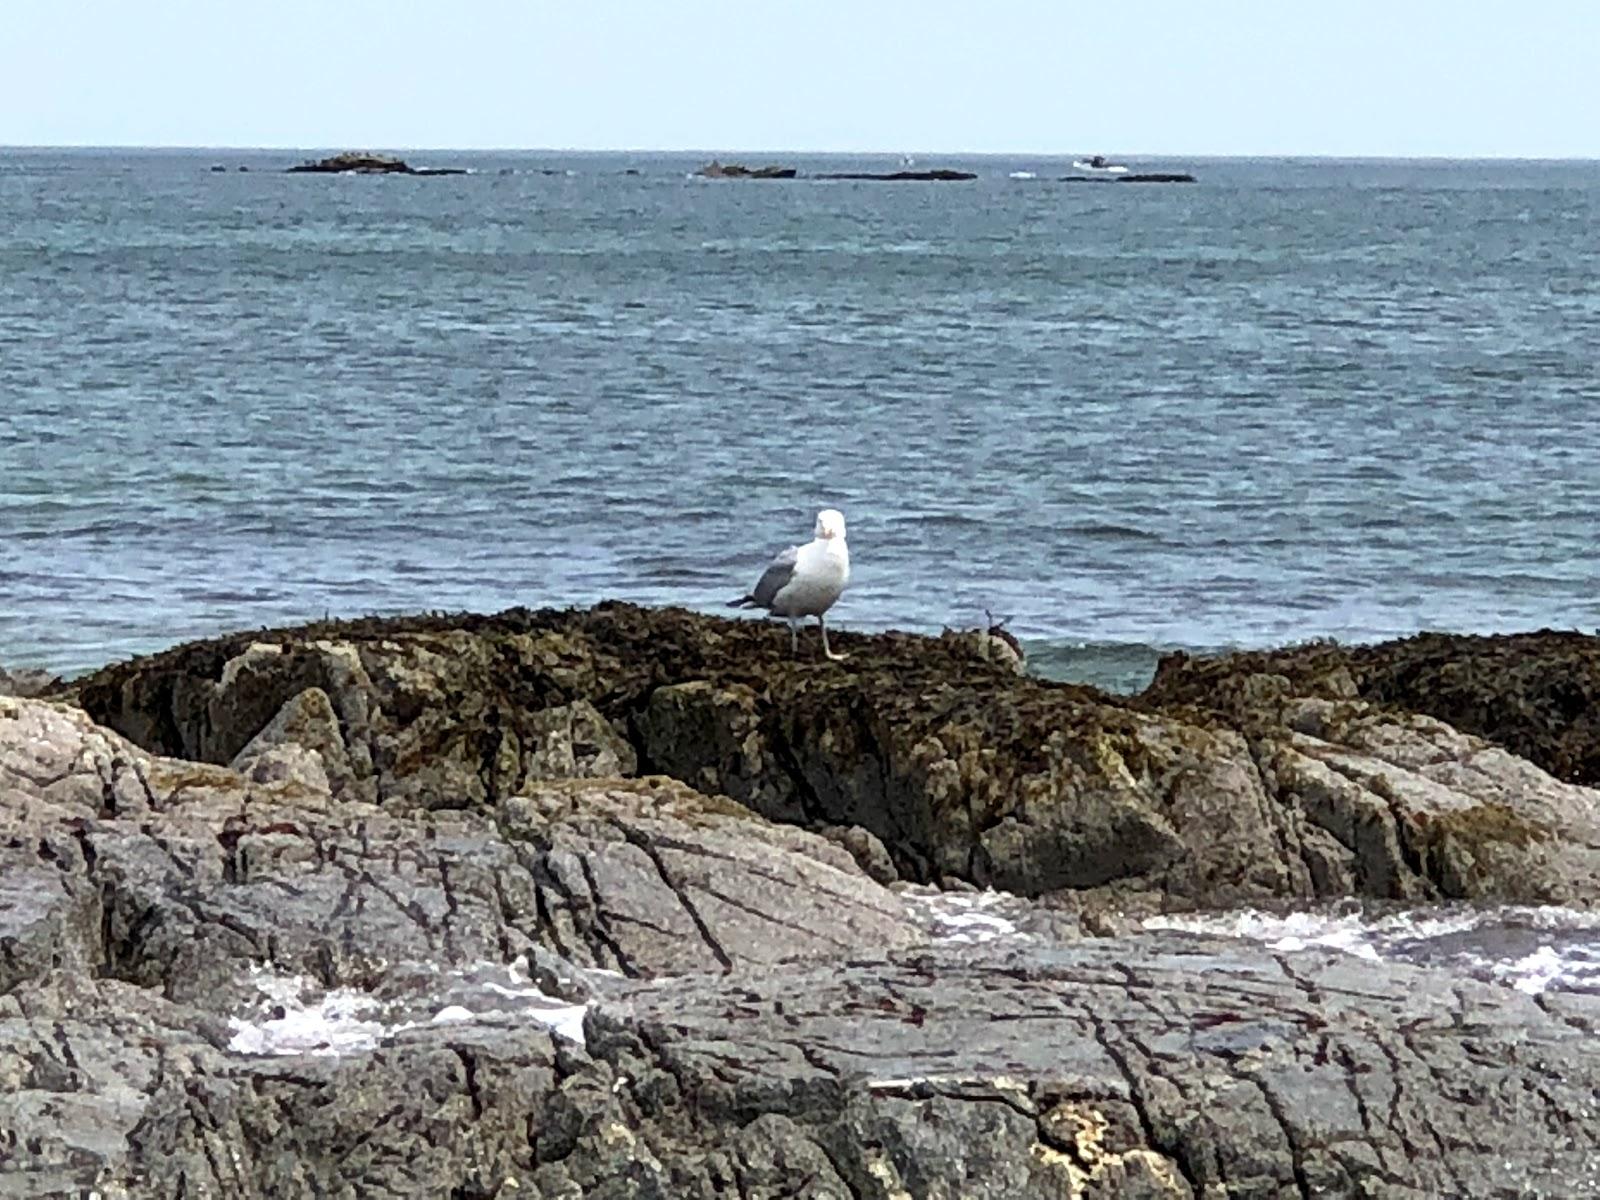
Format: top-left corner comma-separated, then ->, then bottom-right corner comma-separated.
287,151 -> 466,176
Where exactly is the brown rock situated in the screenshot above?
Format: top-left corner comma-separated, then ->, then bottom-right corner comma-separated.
1145,629 -> 1600,784
71,606 -> 1600,908
695,160 -> 797,179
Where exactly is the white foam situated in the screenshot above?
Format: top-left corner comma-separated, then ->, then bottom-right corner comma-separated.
903,889 -> 1030,944
1147,907 -> 1488,957
1476,942 -> 1600,995
227,972 -> 386,1056
227,959 -> 591,1056
868,1075 -> 959,1090
1493,946 -> 1569,994
493,957 -> 592,1041
525,1000 -> 590,1043
1144,905 -> 1600,996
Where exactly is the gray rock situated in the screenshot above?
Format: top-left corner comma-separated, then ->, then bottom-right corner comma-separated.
0,663 -> 61,698
1,695 -> 920,1004
286,151 -> 468,176
1146,629 -> 1600,785
234,741 -> 333,793
230,685 -> 355,797
637,680 -> 800,819
696,160 -> 797,179
6,937 -> 1600,1197
75,606 -> 1600,906
9,677 -> 1600,1196
523,699 -> 637,780
502,778 -> 921,975
0,863 -> 102,992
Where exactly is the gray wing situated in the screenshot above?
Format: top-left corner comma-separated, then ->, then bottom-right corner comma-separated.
750,545 -> 800,608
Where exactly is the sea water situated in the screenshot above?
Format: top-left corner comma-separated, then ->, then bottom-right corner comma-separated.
3,150 -> 1597,685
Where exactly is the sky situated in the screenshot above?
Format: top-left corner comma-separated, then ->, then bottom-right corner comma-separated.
3,1 -> 1597,157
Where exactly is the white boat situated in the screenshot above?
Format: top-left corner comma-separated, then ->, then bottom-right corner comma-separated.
1071,157 -> 1129,175
1008,170 -> 1037,180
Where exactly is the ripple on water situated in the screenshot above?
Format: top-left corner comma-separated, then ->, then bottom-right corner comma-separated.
4,153 -> 1599,674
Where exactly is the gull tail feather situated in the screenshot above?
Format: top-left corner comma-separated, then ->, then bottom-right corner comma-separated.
728,595 -> 758,608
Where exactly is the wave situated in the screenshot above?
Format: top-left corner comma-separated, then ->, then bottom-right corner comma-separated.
1145,904 -> 1600,996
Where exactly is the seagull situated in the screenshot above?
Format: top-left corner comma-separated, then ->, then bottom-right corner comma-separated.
729,509 -> 851,660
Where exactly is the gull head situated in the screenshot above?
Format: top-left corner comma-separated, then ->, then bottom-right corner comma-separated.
814,508 -> 847,542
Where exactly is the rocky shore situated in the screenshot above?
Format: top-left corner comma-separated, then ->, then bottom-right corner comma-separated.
6,605 -> 1600,1196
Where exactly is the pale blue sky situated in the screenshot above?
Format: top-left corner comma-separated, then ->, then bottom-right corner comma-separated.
4,1 -> 1596,156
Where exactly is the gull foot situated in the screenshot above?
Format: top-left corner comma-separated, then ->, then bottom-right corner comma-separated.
824,650 -> 850,662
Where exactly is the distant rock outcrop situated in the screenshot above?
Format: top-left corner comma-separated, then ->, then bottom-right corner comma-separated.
1061,172 -> 1198,184
816,168 -> 978,181
696,162 -> 976,181
696,160 -> 797,179
287,151 -> 466,176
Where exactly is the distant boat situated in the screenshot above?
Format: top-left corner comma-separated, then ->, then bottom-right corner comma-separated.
1071,155 -> 1129,176
1008,170 -> 1037,180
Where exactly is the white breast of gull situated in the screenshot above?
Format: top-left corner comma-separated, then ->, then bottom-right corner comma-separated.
728,508 -> 851,660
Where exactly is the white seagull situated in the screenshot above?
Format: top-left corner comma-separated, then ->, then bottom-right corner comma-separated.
729,509 -> 851,660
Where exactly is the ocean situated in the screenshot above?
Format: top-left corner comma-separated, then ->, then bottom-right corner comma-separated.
3,148 -> 1597,686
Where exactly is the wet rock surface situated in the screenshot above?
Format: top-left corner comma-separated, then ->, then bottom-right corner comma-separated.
0,695 -> 916,998
8,609 -> 1600,1195
7,926 -> 1600,1196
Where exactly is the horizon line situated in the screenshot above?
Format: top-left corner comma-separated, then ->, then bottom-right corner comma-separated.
3,143 -> 1599,163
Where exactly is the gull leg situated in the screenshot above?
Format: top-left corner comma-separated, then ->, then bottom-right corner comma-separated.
789,619 -> 800,656
819,615 -> 848,662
